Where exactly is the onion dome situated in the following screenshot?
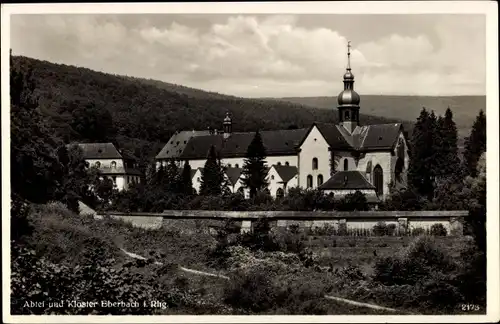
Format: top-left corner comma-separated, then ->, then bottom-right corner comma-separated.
337,89 -> 361,106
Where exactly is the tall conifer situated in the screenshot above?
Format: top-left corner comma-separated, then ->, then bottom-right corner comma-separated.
241,131 -> 269,198
179,160 -> 194,195
408,108 -> 436,199
441,108 -> 461,178
464,110 -> 486,177
200,145 -> 224,195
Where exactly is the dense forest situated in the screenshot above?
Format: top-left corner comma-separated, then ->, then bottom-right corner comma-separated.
11,55 -> 410,172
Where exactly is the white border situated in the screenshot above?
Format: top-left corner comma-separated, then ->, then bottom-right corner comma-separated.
2,2 -> 499,323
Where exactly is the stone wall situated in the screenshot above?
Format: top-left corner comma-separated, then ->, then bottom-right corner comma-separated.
96,210 -> 467,236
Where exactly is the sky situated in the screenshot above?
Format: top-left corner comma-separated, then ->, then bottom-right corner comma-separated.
10,13 -> 486,98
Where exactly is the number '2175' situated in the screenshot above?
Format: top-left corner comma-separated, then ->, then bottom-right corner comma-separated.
461,304 -> 480,311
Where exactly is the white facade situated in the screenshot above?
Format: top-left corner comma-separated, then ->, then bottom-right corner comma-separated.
87,158 -> 141,191
267,166 -> 299,198
159,154 -> 297,171
298,125 -> 330,189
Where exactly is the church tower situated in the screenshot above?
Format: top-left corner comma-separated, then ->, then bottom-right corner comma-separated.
223,111 -> 232,139
337,41 -> 361,134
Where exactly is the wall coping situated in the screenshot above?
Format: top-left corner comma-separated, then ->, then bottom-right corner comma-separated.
98,210 -> 469,220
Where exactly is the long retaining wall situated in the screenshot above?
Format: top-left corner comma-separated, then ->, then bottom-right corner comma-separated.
96,210 -> 468,236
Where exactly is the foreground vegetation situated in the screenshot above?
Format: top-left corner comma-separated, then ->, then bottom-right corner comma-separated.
11,202 -> 485,315
10,49 -> 487,316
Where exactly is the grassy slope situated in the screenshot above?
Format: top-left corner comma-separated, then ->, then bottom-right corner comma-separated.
278,95 -> 486,138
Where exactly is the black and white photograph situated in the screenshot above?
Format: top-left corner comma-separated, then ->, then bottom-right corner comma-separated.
2,2 -> 499,322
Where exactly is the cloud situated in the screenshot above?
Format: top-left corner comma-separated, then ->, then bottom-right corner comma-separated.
10,14 -> 485,97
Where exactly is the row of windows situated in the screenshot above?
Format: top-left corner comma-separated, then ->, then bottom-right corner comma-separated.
306,174 -> 324,188
127,176 -> 140,184
312,158 -> 349,171
226,161 -> 291,168
94,161 -> 118,169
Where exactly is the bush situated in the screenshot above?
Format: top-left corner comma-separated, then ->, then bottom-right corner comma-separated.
411,227 -> 425,236
430,224 -> 448,236
11,194 -> 33,242
336,191 -> 369,211
373,236 -> 455,286
373,222 -> 388,236
224,262 -> 328,314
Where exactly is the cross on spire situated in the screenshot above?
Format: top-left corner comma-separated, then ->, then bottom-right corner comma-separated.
347,40 -> 352,70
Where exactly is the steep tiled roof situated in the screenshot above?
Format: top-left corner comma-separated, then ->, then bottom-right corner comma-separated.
177,128 -> 308,160
73,143 -> 122,159
272,165 -> 298,183
225,167 -> 243,185
157,122 -> 403,161
357,123 -> 402,150
156,130 -> 211,159
318,171 -> 375,190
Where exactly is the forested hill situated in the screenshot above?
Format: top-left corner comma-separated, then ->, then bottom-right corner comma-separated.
277,95 -> 485,138
12,55 -> 410,169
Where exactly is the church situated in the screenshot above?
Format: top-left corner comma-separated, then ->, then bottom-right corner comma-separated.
156,42 -> 410,202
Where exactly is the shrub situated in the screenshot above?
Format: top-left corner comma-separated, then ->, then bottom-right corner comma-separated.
373,222 -> 388,236
338,265 -> 366,281
224,262 -> 328,314
387,224 -> 397,236
373,236 -> 455,286
11,194 -> 33,242
336,191 -> 369,211
411,227 -> 425,236
430,223 -> 448,236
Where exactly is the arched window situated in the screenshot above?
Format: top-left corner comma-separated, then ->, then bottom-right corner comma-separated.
366,161 -> 372,183
276,188 -> 285,199
235,164 -> 239,168
285,161 -> 289,166
317,174 -> 324,186
312,158 -> 318,170
307,175 -> 313,188
344,159 -> 348,171
271,175 -> 275,180
111,161 -> 117,169
94,161 -> 101,168
277,162 -> 282,166
395,158 -> 404,183
373,165 -> 384,197
345,110 -> 350,120
228,163 -> 232,168
197,177 -> 201,183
